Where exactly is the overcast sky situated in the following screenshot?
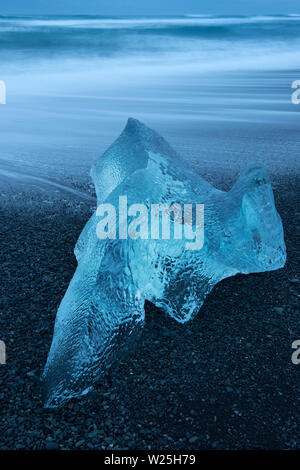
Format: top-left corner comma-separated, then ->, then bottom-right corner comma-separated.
1,0 -> 300,16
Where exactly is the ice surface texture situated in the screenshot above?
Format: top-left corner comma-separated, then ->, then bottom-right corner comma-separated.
43,118 -> 286,407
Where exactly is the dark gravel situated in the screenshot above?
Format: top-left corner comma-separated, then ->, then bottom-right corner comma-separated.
0,174 -> 299,450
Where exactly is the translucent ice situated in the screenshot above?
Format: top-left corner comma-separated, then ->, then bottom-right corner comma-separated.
43,118 -> 286,407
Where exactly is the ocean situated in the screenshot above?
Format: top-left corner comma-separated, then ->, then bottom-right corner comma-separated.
0,14 -> 299,186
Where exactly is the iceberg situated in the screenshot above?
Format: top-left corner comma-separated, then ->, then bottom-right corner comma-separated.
43,118 -> 286,407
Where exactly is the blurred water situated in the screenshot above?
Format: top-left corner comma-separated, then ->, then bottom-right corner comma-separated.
0,14 -> 299,185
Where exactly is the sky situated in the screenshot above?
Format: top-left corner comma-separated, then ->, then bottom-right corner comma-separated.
1,0 -> 300,16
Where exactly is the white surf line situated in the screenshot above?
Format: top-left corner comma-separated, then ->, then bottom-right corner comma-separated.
0,167 -> 96,202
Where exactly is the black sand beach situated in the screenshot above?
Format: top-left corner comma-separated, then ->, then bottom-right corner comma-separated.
0,173 -> 299,450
